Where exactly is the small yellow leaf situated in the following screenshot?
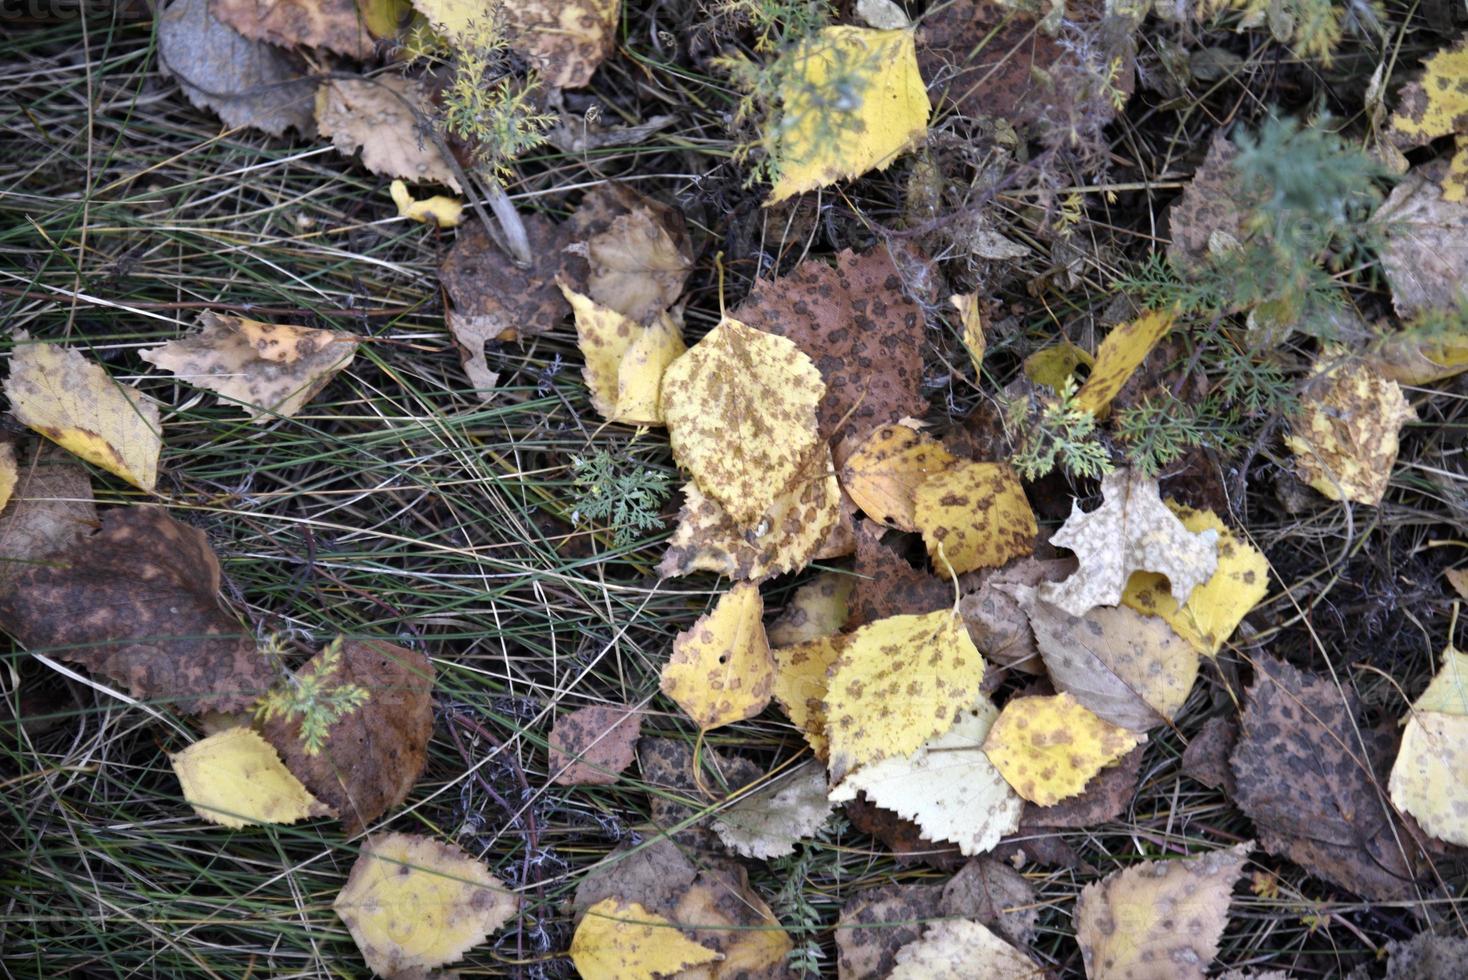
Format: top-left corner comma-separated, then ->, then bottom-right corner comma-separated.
1121,503 -> 1269,656
767,570 -> 853,646
823,610 -> 986,782
333,832 -> 518,977
170,727 -> 331,828
914,460 -> 1036,576
981,692 -> 1143,806
1023,339 -> 1095,391
0,443 -> 16,513
572,899 -> 721,980
660,583 -> 774,731
771,634 -> 844,758
1073,309 -> 1174,416
768,27 -> 930,203
1284,357 -> 1417,505
1390,647 -> 1468,846
839,423 -> 959,531
390,178 -> 463,227
360,0 -> 411,38
4,334 -> 162,492
561,283 -> 686,425
950,293 -> 985,377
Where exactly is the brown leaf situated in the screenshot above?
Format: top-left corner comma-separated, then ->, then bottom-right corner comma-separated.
638,736 -> 761,850
1021,743 -> 1144,829
260,638 -> 434,834
1373,160 -> 1468,317
213,0 -> 380,58
847,523 -> 950,628
1181,716 -> 1238,794
503,0 -> 618,89
572,836 -> 698,919
834,882 -> 943,980
0,447 -> 96,593
548,704 -> 643,785
316,75 -> 460,191
938,857 -> 1039,948
843,793 -> 964,870
1230,656 -> 1419,900
1167,136 -> 1261,273
668,866 -> 794,979
583,199 -> 693,323
0,507 -> 271,713
958,556 -> 1074,675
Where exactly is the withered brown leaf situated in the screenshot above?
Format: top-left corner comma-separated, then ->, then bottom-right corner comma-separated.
835,881 -> 945,980
548,704 -> 643,785
847,523 -> 949,629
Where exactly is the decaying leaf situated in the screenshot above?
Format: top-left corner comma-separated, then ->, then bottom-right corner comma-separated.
315,75 -> 461,191
1167,136 -> 1258,273
572,836 -> 696,918
170,726 -> 332,828
1383,931 -> 1468,980
661,317 -> 825,528
1284,356 -> 1416,505
638,736 -> 762,849
571,899 -> 720,980
767,27 -> 930,203
506,0 -> 620,89
840,424 -> 959,532
844,792 -> 965,869
1075,842 -> 1252,980
1031,599 -> 1199,732
823,609 -> 986,782
1040,469 -> 1219,618
768,570 -> 853,646
830,696 -> 1024,856
141,312 -> 358,422
1181,716 -> 1238,794
548,704 -> 643,785
562,285 -> 685,425
1372,161 -> 1468,316
669,867 -> 793,979
213,0 -> 381,58
659,583 -> 774,731
0,448 -> 95,592
939,856 -> 1039,947
1231,656 -> 1419,900
959,556 -> 1075,674
260,638 -> 434,834
980,692 -> 1143,806
333,832 -> 518,977
391,179 -> 463,227
157,0 -> 317,137
913,460 -> 1036,576
0,507 -> 271,713
771,635 -> 843,757
1389,646 -> 1468,847
1370,322 -> 1468,385
847,523 -> 950,627
951,292 -> 986,378
711,760 -> 833,859
889,919 -> 1037,979
5,334 -> 162,493
584,199 -> 693,324
1023,743 -> 1145,830
835,882 -> 943,980
1390,37 -> 1468,201
1073,310 -> 1175,417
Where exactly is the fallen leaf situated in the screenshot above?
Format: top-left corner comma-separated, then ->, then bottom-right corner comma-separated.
1370,322 -> 1468,385
315,75 -> 461,191
333,832 -> 518,977
1449,567 -> 1468,599
1230,656 -> 1419,900
1073,310 -> 1175,417
1039,468 -> 1219,618
584,199 -> 693,323
1167,136 -> 1259,273
141,311 -> 358,422
1390,36 -> 1468,201
0,448 -> 95,592
1075,842 -> 1252,980
767,570 -> 853,646
668,868 -> 793,979
0,507 -> 271,713
767,27 -> 930,203
839,424 -> 959,532
157,0 -> 317,138
213,0 -> 382,58
561,284 -> 685,424
391,179 -> 463,227
829,696 -> 1024,856
1031,599 -> 1199,732
1284,356 -> 1416,506
549,704 -> 643,785
0,445 -> 16,514
823,609 -> 986,782
980,692 -> 1143,806
170,726 -> 332,828
914,460 -> 1036,576
1372,161 -> 1468,316
939,856 -> 1039,947
573,836 -> 697,918
571,899 -> 720,980
1022,743 -> 1144,829
1389,646 -> 1468,846
847,523 -> 950,627
844,792 -> 965,869
1383,931 -> 1468,980
770,634 -> 843,757
661,317 -> 825,528
638,737 -> 762,849
1121,503 -> 1268,656
5,334 -> 162,493
889,919 -> 1037,979
259,638 -> 434,834
711,760 -> 833,859
660,583 -> 773,731
958,556 -> 1075,675
1181,716 -> 1238,794
951,292 -> 986,377
1023,339 -> 1095,391
505,0 -> 620,89
834,882 -> 943,980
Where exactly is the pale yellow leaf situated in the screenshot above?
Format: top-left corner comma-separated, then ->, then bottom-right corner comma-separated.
950,292 -> 985,377
1073,310 -> 1174,417
1370,322 -> 1468,384
913,460 -> 1036,576
660,583 -> 774,731
586,202 -> 693,323
767,570 -> 853,646
839,423 -> 959,532
170,727 -> 331,828
1284,356 -> 1417,505
615,313 -> 685,424
1389,647 -> 1468,846
1023,339 -> 1094,391
889,919 -> 1038,979
390,178 -> 463,227
572,899 -> 720,980
980,692 -> 1143,806
315,75 -> 461,191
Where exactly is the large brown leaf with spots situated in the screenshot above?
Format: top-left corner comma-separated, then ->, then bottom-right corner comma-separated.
0,506 -> 271,713
1230,656 -> 1420,901
835,881 -> 944,980
213,0 -> 382,58
734,248 -> 927,457
847,523 -> 950,629
637,736 -> 761,850
260,638 -> 433,834
0,447 -> 96,592
548,703 -> 643,785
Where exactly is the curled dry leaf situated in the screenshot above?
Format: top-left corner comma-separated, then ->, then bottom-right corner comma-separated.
0,507 -> 271,713
840,424 -> 959,532
659,582 -> 774,731
0,447 -> 95,592
980,692 -> 1143,806
1372,161 -> 1468,316
584,199 -> 693,324
213,0 -> 381,58
1039,468 -> 1219,618
889,919 -> 1037,979
1073,310 -> 1175,417
548,704 -> 643,785
669,867 -> 794,978
847,523 -> 950,628
1389,647 -> 1468,846
1075,842 -> 1252,980
711,760 -> 833,859
1024,338 -> 1094,391
767,570 -> 853,646
770,634 -> 843,758
333,832 -> 518,977
939,856 -> 1039,947
157,0 -> 316,137
914,460 -> 1036,576
571,898 -> 719,980
315,75 -> 461,191
391,179 -> 463,227
5,334 -> 162,493
170,726 -> 332,828
259,638 -> 434,834
562,285 -> 685,425
1370,324 -> 1468,385
834,881 -> 943,980
141,312 -> 358,422
951,292 -> 986,377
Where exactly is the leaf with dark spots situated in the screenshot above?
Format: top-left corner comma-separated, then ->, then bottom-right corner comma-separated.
1182,716 -> 1238,794
843,793 -> 965,871
637,736 -> 761,851
0,506 -> 271,713
847,522 -> 949,629
548,704 -> 643,785
572,835 -> 698,919
938,857 -> 1039,948
0,446 -> 96,593
260,638 -> 433,834
1021,743 -> 1144,829
835,881 -> 944,980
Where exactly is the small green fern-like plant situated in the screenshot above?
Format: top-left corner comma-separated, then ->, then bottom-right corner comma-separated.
1006,377 -> 1114,482
570,452 -> 672,548
256,637 -> 370,756
436,17 -> 554,183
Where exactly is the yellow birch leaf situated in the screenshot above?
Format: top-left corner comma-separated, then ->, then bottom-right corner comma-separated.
1024,339 -> 1095,391
768,27 -> 930,204
572,899 -> 720,980
1121,503 -> 1269,656
0,443 -> 16,512
980,692 -> 1143,806
5,334 -> 162,492
615,313 -> 685,425
660,583 -> 774,731
890,919 -> 1038,979
390,178 -> 463,227
1283,357 -> 1417,505
1389,647 -> 1468,846
563,284 -> 640,420
914,460 -> 1037,576
170,726 -> 332,828
1389,37 -> 1468,148
1073,310 -> 1174,416
950,293 -> 985,377
822,609 -> 986,782
662,316 -> 825,528
333,832 -> 518,977
771,634 -> 844,758
839,423 -> 959,531
767,570 -> 853,646
1371,322 -> 1468,384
